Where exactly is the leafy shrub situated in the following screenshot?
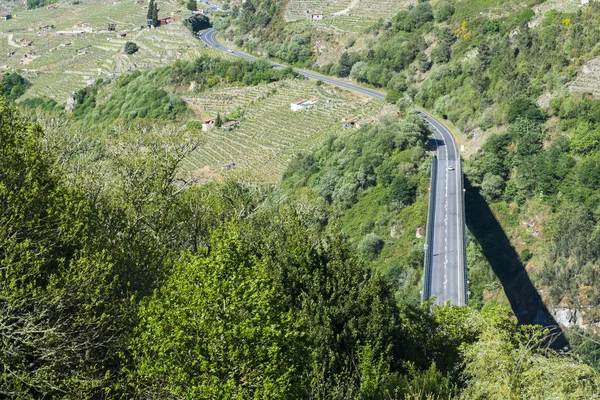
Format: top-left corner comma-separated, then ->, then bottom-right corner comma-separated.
20,97 -> 63,112
358,233 -> 385,258
395,2 -> 434,32
27,0 -> 46,9
124,42 -> 139,55
1,72 -> 31,102
433,0 -> 455,22
506,97 -> 546,124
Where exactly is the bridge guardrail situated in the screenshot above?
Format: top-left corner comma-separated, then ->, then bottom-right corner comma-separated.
459,156 -> 468,305
422,154 -> 437,303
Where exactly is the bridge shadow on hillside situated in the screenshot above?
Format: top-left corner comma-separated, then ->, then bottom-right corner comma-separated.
465,177 -> 569,350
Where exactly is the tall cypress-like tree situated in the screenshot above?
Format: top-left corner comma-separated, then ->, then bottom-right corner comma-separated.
147,0 -> 154,21
187,0 -> 197,11
152,2 -> 159,27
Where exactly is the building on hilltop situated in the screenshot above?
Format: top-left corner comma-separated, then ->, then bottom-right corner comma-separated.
202,117 -> 216,132
222,120 -> 240,131
311,13 -> 324,21
342,115 -> 358,129
159,17 -> 176,26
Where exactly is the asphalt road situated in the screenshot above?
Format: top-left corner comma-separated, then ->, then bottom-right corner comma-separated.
196,28 -> 466,306
419,111 -> 465,306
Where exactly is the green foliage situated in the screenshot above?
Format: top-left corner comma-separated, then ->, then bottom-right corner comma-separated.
264,34 -> 313,65
506,96 -> 546,124
68,57 -> 297,127
130,210 -> 405,398
27,0 -> 47,9
71,82 -> 99,119
124,41 -> 139,54
236,0 -> 279,34
358,232 -> 385,258
19,96 -> 63,112
184,13 -> 211,33
148,0 -> 159,27
395,2 -> 434,32
480,173 -> 504,201
385,88 -> 403,104
186,0 -> 197,11
281,112 -> 430,297
433,0 -> 455,22
1,72 -> 31,102
4,93 -> 600,396
460,316 -> 600,398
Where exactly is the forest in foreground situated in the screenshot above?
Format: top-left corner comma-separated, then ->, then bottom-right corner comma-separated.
2,92 -> 600,398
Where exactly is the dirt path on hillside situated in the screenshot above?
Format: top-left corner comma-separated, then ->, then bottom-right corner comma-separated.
332,0 -> 359,16
7,34 -> 20,48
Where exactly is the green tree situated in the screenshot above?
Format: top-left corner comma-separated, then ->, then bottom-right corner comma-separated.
215,112 -> 223,127
433,0 -> 455,22
1,71 -> 31,101
147,0 -> 155,21
130,225 -> 304,398
385,88 -> 402,104
480,173 -> 505,201
184,13 -> 211,33
152,2 -> 159,27
358,232 -> 385,258
507,96 -> 545,124
417,51 -> 431,73
0,96 -> 134,396
460,318 -> 600,399
338,52 -> 353,77
27,0 -> 46,9
187,0 -> 197,11
124,41 -> 139,54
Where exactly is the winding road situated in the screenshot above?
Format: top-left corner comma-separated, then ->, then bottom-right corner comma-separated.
197,28 -> 467,306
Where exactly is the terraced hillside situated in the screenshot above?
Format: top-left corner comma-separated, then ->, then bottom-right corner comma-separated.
570,56 -> 600,96
0,0 -> 230,103
182,79 -> 390,183
284,0 -> 411,31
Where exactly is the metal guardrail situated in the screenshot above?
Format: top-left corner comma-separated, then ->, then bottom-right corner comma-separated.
459,156 -> 468,305
421,155 -> 437,303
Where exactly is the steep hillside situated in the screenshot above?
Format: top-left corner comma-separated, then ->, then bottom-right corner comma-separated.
219,0 -> 600,346
0,0 -> 226,103
182,79 -> 383,182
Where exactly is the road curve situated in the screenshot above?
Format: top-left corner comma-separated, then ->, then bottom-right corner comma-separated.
196,28 -> 466,306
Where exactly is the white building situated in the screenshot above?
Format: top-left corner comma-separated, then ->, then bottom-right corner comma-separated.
290,98 -> 319,111
202,116 -> 216,132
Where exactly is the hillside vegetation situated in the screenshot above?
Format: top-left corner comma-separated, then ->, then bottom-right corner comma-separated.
0,0 -> 229,103
223,0 -> 600,329
279,110 -> 431,302
3,92 -> 600,398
